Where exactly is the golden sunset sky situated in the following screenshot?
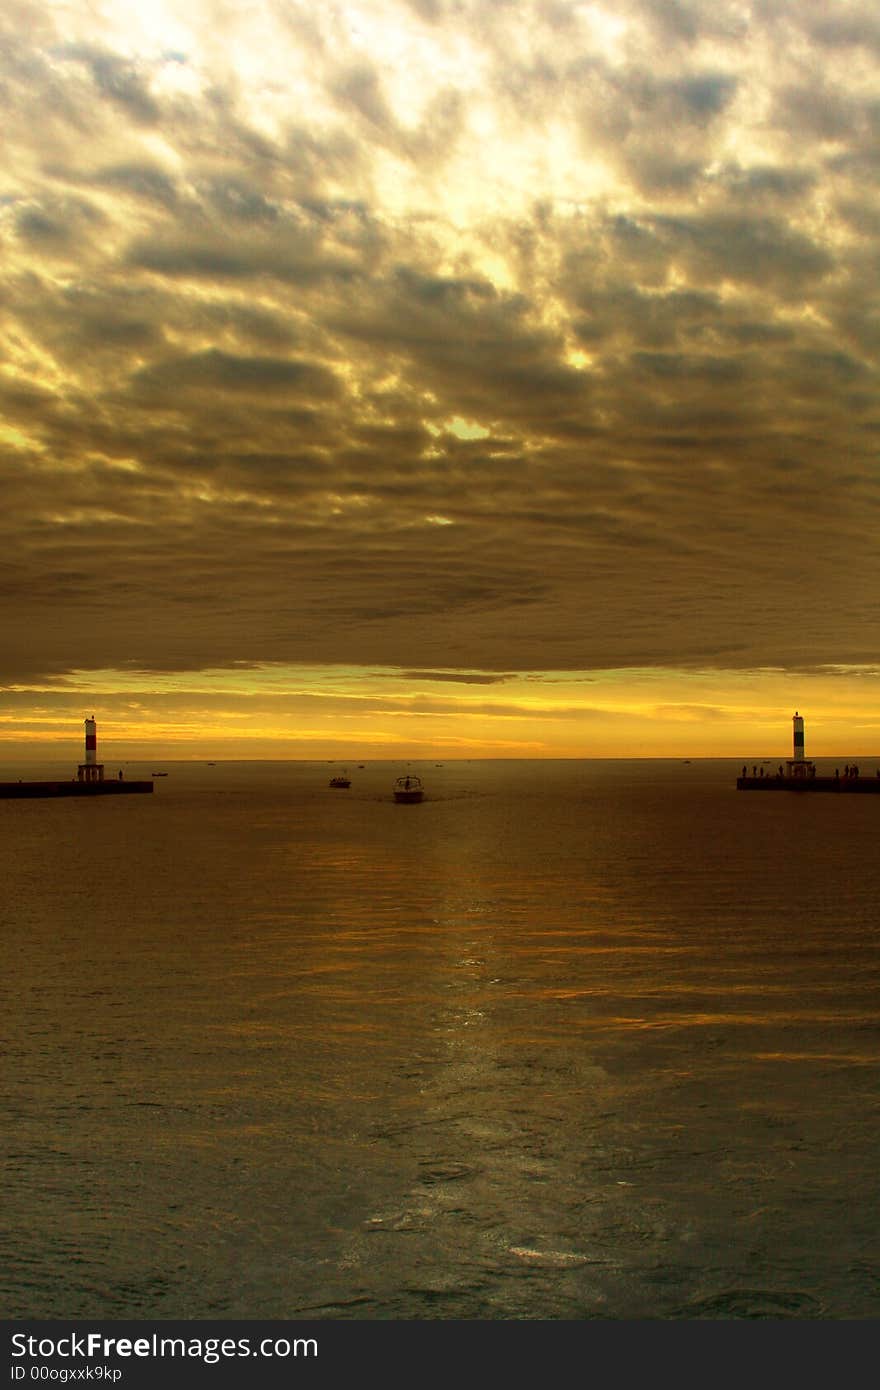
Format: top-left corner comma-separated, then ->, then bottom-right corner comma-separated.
2,0 -> 878,760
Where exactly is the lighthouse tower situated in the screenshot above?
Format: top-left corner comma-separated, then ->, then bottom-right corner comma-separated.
786,711 -> 814,780
77,716 -> 105,783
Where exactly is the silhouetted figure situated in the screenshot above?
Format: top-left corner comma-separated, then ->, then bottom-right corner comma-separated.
752,765 -> 757,777
742,765 -> 747,778
118,770 -> 123,781
835,768 -> 840,779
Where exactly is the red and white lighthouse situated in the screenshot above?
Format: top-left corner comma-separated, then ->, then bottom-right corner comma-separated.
77,716 -> 105,783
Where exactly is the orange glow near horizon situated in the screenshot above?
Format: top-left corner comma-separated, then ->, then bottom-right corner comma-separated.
1,663 -> 878,762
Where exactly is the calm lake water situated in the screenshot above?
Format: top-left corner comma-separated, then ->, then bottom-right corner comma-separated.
4,758 -> 880,1320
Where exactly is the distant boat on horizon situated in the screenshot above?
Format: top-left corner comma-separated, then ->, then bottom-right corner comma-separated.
151,771 -> 168,777
329,772 -> 351,788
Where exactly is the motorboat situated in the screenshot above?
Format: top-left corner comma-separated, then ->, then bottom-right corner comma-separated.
393,774 -> 423,803
329,773 -> 351,788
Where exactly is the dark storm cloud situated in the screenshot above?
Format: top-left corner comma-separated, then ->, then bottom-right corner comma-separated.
14,195 -> 105,253
4,279 -> 165,365
325,266 -> 587,426
810,13 -> 880,53
129,349 -> 341,402
85,161 -> 181,208
15,208 -> 70,246
630,0 -> 748,43
128,232 -> 361,286
59,44 -> 162,124
1,0 -> 878,691
760,0 -> 880,56
604,67 -> 740,130
611,211 -> 832,292
714,164 -> 818,202
771,77 -> 868,144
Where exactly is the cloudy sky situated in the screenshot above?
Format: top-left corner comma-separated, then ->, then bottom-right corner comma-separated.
2,0 -> 879,760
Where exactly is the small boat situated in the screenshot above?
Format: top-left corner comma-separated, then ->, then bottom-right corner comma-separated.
329,773 -> 351,788
393,774 -> 423,803
151,771 -> 168,777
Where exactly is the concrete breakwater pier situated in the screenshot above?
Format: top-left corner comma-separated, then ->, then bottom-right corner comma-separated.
736,773 -> 880,793
0,718 -> 153,799
0,778 -> 153,798
737,712 -> 880,793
